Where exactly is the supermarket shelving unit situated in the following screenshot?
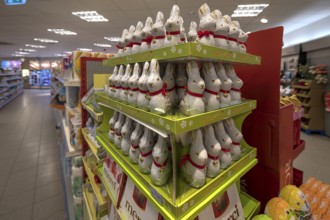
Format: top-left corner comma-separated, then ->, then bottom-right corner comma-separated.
0,71 -> 23,109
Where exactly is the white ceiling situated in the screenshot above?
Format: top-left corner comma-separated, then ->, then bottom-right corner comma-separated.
0,0 -> 329,58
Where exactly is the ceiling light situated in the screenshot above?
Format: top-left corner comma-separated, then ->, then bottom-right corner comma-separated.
64,51 -> 72,54
94,43 -> 112,48
34,38 -> 58,43
15,51 -> 30,55
104,37 -> 120,42
48,29 -> 77,35
232,4 -> 269,17
72,11 -> 108,22
260,18 -> 268,23
26,44 -> 46,48
77,48 -> 92,52
54,54 -> 65,57
20,48 -> 36,52
12,54 -> 24,57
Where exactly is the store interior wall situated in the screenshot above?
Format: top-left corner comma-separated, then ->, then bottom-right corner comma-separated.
282,35 -> 330,136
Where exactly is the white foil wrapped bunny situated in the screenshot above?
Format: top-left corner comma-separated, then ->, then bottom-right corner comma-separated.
117,29 -> 128,57
108,111 -> 119,142
202,62 -> 221,112
120,117 -> 134,155
119,64 -> 132,104
151,12 -> 166,50
113,65 -> 125,100
213,121 -> 232,169
151,135 -> 171,186
187,21 -> 198,42
223,15 -> 239,51
202,125 -> 221,178
140,17 -> 153,52
129,123 -> 144,164
147,59 -> 170,115
214,63 -> 232,107
176,63 -> 188,102
180,18 -> 187,43
211,10 -> 229,49
224,118 -> 243,160
138,127 -> 155,174
114,113 -> 126,148
196,3 -> 216,46
124,25 -> 136,55
163,63 -> 178,110
225,64 -> 243,104
180,61 -> 205,116
232,21 -> 248,53
164,5 -> 182,47
127,63 -> 141,107
181,129 -> 207,188
137,62 -> 150,111
131,21 -> 144,54
108,66 -> 118,98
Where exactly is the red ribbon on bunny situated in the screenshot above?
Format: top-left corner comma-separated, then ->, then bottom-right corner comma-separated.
197,31 -> 214,38
227,37 -> 238,42
231,88 -> 241,93
153,158 -> 168,168
149,82 -> 168,97
184,85 -> 204,98
141,36 -> 153,45
116,45 -> 124,49
208,154 -> 219,160
166,31 -> 181,36
140,150 -> 152,157
214,34 -> 227,40
222,148 -> 230,153
180,154 -> 206,169
204,88 -> 218,95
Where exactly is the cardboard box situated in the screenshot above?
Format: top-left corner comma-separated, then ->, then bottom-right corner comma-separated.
119,178 -> 163,220
195,183 -> 244,220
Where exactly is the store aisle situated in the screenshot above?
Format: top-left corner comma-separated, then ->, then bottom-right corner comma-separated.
0,90 -> 66,220
294,132 -> 330,183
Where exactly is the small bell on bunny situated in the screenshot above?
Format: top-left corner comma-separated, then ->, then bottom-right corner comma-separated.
151,11 -> 166,50
202,125 -> 221,178
108,111 -> 119,142
164,5 -> 182,47
121,117 -> 135,156
187,21 -> 198,42
151,135 -> 172,186
127,63 -> 141,107
114,113 -> 126,148
123,25 -> 136,55
108,66 -> 118,98
139,127 -> 155,174
201,62 -> 221,112
137,62 -> 150,111
211,10 -> 229,49
214,63 -> 232,107
140,17 -> 153,52
119,64 -> 132,104
129,123 -> 144,164
116,29 -> 128,57
232,21 -> 248,53
180,129 -> 207,188
223,118 -> 243,160
131,21 -> 144,54
213,121 -> 232,169
196,3 -> 216,46
147,59 -> 170,115
180,61 -> 205,116
113,65 -> 125,100
163,63 -> 178,111
222,15 -> 239,51
176,63 -> 188,102
225,64 -> 243,104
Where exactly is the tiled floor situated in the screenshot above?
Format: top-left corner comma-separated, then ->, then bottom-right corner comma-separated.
0,90 -> 329,220
0,90 -> 66,220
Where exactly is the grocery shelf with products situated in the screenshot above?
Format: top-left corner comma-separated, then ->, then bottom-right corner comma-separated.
0,71 -> 23,109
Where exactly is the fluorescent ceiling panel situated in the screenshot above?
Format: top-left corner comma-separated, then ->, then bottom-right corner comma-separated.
72,11 -> 108,22
94,43 -> 112,47
25,44 -> 46,48
77,48 -> 92,51
20,48 -> 36,52
48,29 -> 77,35
232,4 -> 269,17
104,37 -> 120,42
34,38 -> 58,43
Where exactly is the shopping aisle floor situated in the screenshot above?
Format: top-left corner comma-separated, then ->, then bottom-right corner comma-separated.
0,90 -> 66,220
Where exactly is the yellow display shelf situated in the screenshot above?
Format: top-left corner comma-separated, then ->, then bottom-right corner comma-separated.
240,191 -> 261,220
82,101 -> 103,123
82,157 -> 107,209
82,128 -> 101,162
83,186 -> 97,220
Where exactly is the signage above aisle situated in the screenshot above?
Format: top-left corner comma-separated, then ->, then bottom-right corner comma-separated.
4,0 -> 26,5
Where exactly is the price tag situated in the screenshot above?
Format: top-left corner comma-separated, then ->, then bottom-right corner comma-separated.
150,187 -> 163,205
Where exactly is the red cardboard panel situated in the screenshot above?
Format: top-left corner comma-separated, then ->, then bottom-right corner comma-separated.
235,26 -> 283,115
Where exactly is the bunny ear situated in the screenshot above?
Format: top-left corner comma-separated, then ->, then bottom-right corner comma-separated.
223,15 -> 232,23
211,9 -> 222,20
136,21 -> 144,30
156,11 -> 164,22
170,5 -> 180,18
129,25 -> 136,33
199,3 -> 211,17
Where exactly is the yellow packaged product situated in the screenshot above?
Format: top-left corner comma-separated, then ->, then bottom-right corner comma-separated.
265,197 -> 297,220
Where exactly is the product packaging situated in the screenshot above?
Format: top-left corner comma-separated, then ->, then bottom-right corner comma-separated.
73,51 -> 91,79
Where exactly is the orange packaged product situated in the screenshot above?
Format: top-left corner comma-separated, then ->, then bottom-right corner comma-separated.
310,195 -> 322,212
301,189 -> 313,205
315,198 -> 329,216
316,184 -> 330,198
304,177 -> 316,189
324,188 -> 330,199
310,180 -> 323,193
311,210 -> 324,220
